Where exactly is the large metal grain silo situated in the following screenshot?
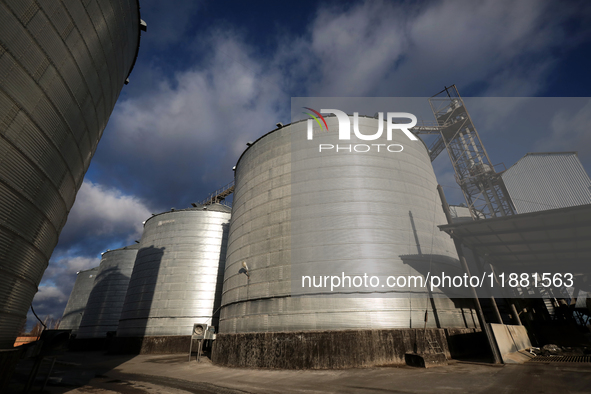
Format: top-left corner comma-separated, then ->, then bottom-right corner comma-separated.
76,244 -> 139,341
115,204 -> 231,353
0,0 -> 143,349
58,266 -> 99,334
213,115 -> 478,368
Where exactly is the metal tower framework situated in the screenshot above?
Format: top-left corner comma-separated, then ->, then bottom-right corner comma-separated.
197,180 -> 235,206
414,85 -> 515,219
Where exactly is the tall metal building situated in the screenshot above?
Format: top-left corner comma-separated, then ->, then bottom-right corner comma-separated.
58,266 -> 99,334
502,152 -> 591,214
77,244 -> 139,339
414,86 -> 515,219
116,205 -> 230,352
0,0 -> 143,348
214,116 -> 478,368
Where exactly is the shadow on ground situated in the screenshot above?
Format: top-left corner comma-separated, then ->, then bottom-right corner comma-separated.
6,351 -> 139,393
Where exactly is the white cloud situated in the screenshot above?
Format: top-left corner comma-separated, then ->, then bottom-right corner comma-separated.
306,1 -> 406,96
535,99 -> 591,158
31,256 -> 100,325
61,180 -> 151,243
48,256 -> 99,278
391,0 -> 563,96
462,97 -> 529,133
102,29 -> 289,194
34,285 -> 68,304
286,0 -> 573,98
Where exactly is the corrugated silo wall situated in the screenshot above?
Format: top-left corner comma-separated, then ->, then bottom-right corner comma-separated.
58,266 -> 99,334
0,0 -> 141,349
501,152 -> 591,214
114,205 -> 231,354
213,116 -> 480,368
76,244 -> 139,343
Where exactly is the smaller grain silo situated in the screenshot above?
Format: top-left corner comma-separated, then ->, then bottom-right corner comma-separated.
58,267 -> 99,334
115,204 -> 231,353
76,244 -> 139,343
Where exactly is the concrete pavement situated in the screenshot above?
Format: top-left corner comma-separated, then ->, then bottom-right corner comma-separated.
8,351 -> 591,393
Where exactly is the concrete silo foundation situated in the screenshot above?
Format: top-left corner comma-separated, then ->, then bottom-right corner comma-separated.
212,327 -> 484,369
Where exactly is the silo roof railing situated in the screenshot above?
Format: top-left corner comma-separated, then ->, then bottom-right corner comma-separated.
199,181 -> 235,206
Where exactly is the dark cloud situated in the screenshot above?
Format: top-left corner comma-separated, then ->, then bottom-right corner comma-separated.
138,0 -> 203,49
56,181 -> 151,253
535,99 -> 591,160
92,30 -> 288,209
28,256 -> 99,327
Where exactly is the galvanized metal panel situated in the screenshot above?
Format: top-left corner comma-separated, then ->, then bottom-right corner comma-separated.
449,205 -> 473,223
58,266 -> 99,333
0,0 -> 141,348
76,245 -> 139,339
219,116 -> 476,334
575,291 -> 588,309
117,205 -> 231,337
502,152 -> 591,214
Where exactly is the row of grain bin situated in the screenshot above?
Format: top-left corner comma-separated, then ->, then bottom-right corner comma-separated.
58,267 -> 99,334
59,115 -> 480,365
59,204 -> 231,352
76,245 -> 139,340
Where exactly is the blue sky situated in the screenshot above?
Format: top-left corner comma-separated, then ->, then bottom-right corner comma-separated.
29,0 -> 591,327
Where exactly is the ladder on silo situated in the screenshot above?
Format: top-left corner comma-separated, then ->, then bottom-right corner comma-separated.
428,339 -> 444,354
